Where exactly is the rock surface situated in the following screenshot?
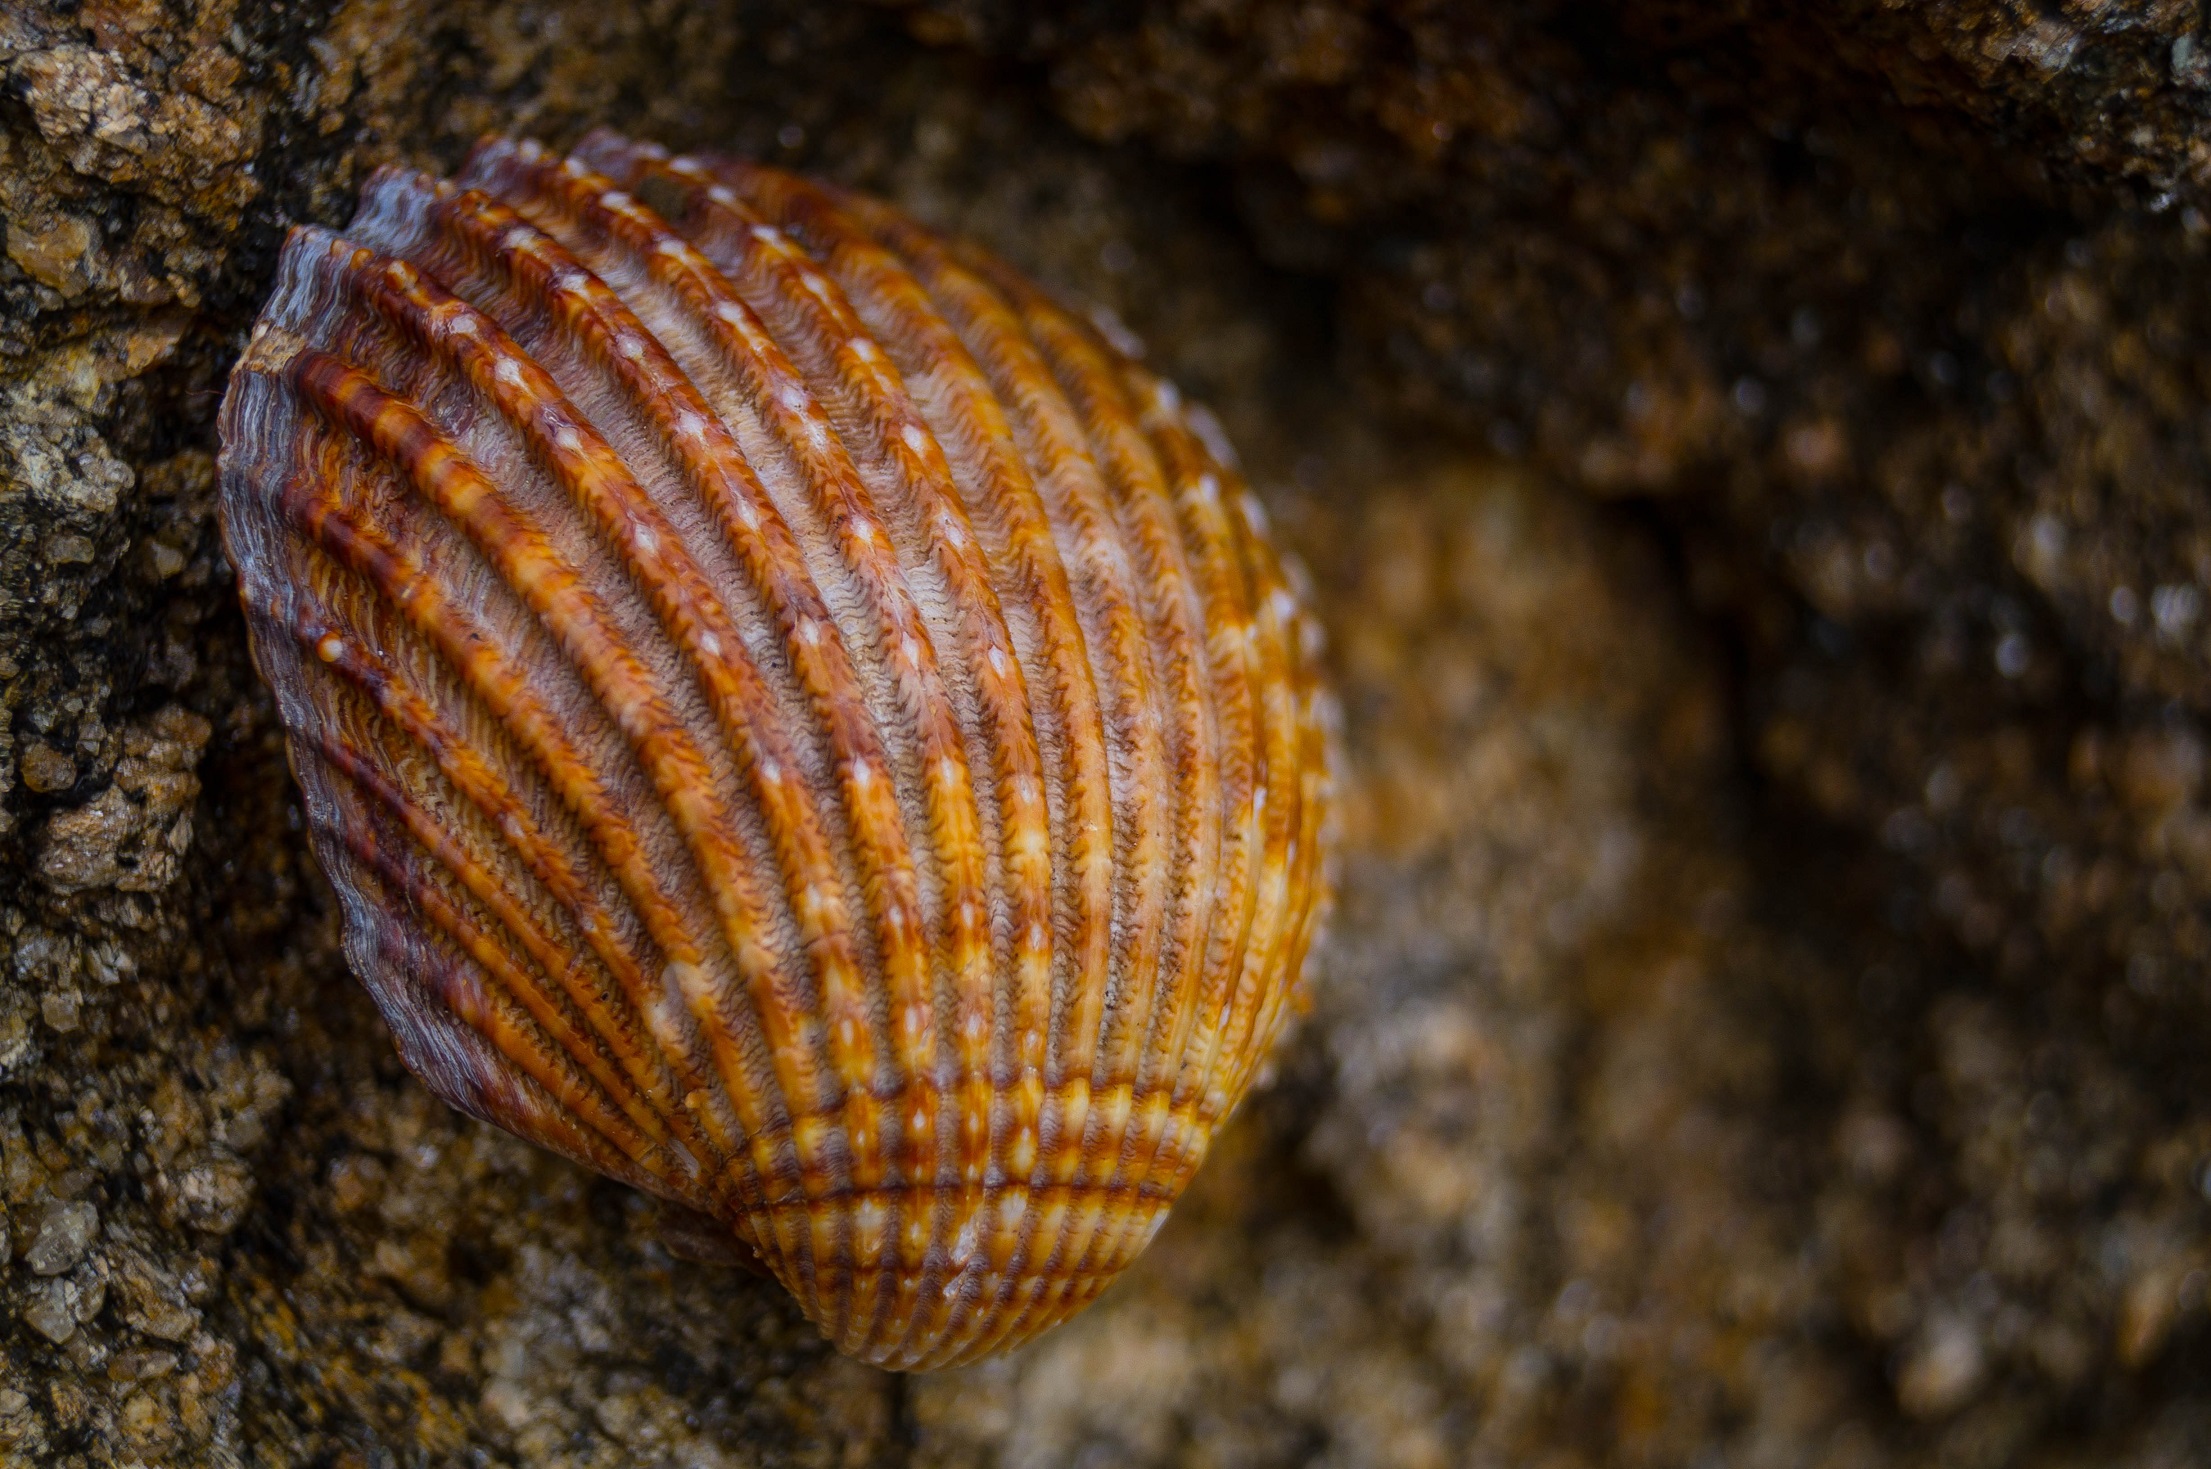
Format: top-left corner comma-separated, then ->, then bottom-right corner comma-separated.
5,1 -> 2211,1465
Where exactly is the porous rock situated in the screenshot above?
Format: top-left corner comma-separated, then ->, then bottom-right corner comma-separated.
6,1 -> 2211,1465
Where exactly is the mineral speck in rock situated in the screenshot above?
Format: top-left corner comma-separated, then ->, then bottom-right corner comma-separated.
25,1199 -> 99,1275
21,1278 -> 83,1345
19,1251 -> 107,1347
157,1148 -> 254,1236
1898,1313 -> 1989,1420
110,1241 -> 202,1343
17,743 -> 76,793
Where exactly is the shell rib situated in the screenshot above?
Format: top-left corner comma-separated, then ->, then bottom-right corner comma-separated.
217,130 -> 1334,1370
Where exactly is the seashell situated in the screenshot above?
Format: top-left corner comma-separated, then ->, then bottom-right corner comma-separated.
216,130 -> 1334,1369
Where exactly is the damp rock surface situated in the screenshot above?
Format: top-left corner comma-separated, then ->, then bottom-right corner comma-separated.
5,1 -> 2211,1466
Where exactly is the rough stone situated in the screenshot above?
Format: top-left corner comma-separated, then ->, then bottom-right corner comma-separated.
16,744 -> 74,795
23,1199 -> 97,1276
7,1 -> 2211,1466
20,1276 -> 80,1345
34,705 -> 208,895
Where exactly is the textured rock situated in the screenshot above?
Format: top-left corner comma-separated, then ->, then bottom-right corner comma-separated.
8,0 -> 2211,1465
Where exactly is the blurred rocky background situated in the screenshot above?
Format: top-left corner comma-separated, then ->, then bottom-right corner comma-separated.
5,0 -> 2211,1464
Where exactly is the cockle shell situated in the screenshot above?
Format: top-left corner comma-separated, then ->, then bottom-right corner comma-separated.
216,130 -> 1334,1370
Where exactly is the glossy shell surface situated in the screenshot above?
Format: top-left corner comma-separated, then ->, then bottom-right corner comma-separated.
217,130 -> 1333,1369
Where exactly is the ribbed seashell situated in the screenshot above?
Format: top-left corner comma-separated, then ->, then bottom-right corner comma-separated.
217,130 -> 1334,1370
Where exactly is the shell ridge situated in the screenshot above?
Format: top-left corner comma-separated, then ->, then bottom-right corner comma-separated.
980,286 -> 1219,1279
265,651 -> 513,1152
466,151 -> 924,1066
523,173 -> 969,1332
309,213 -> 888,1278
348,193 -> 906,1326
1165,460 -> 1303,1148
645,155 -> 1037,1356
288,349 -> 814,1073
339,860 -> 673,1198
348,163 -> 450,267
712,165 -> 1117,1363
683,171 -> 1077,1365
756,175 -> 1288,1356
268,370 -> 814,1290
981,331 -> 1225,1277
1269,568 -> 1340,1047
843,263 -> 1134,1356
1216,506 -> 1329,1110
251,486 -> 788,1228
321,779 -> 672,1172
1256,679 -> 1330,1085
239,562 -> 730,1184
462,141 -> 1003,1347
240,564 -> 750,1230
1063,371 -> 1257,1269
240,224 -> 370,378
604,220 -> 957,1288
1189,562 -> 1299,1152
266,647 -> 669,1202
1285,555 -> 1344,1015
596,169 -> 993,1351
233,217 -> 800,1327
660,158 -> 1018,995
848,215 -> 1186,1353
448,158 -> 933,1318
309,723 -> 697,1183
1132,383 -> 1271,1195
444,146 -> 937,1194
453,157 -> 931,1343
924,283 -> 1193,1309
